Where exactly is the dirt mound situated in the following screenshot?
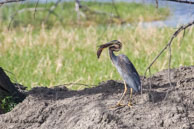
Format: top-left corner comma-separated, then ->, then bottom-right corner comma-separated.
0,66 -> 194,129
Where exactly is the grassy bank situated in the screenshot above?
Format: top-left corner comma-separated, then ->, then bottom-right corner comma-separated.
0,2 -> 169,27
0,2 -> 191,90
0,25 -> 193,90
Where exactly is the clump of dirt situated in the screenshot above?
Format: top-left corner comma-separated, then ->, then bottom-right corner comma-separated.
0,66 -> 194,129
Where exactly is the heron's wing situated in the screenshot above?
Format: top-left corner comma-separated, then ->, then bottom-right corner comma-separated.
117,55 -> 141,91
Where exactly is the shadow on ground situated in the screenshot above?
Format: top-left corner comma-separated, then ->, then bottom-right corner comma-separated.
0,66 -> 194,129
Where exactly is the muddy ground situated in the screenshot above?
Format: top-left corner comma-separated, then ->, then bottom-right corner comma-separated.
0,66 -> 194,129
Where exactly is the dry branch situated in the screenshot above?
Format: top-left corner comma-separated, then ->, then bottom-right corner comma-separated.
44,0 -> 62,22
75,0 -> 117,20
34,0 -> 40,18
165,0 -> 194,4
0,0 -> 25,5
111,0 -> 120,18
155,0 -> 158,8
143,20 -> 194,96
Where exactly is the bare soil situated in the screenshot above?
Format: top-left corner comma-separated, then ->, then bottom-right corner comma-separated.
0,66 -> 194,129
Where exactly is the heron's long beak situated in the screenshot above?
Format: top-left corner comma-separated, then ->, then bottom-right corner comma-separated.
97,42 -> 114,59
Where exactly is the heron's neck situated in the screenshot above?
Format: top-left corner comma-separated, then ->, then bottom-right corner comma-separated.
109,48 -> 117,64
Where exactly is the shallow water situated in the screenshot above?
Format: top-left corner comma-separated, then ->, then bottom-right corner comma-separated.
130,0 -> 194,27
94,0 -> 194,27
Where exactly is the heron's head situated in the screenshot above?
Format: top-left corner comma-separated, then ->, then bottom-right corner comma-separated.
108,40 -> 122,52
97,40 -> 122,58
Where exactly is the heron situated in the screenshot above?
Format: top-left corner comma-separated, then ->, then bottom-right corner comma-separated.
97,40 -> 141,107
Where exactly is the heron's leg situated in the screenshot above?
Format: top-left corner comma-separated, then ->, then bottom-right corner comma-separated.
109,81 -> 127,109
128,88 -> 133,107
116,80 -> 127,106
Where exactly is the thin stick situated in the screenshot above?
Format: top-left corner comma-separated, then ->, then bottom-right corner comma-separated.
144,21 -> 194,77
75,0 -> 117,18
144,20 -> 194,97
155,0 -> 158,8
164,0 -> 194,4
0,0 -> 25,6
44,0 -> 62,22
111,0 -> 120,18
34,0 -> 40,19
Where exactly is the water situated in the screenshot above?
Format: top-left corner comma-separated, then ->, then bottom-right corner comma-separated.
28,0 -> 194,27
129,0 -> 194,27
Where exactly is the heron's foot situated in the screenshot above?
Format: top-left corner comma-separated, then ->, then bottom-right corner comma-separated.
116,102 -> 125,107
127,102 -> 132,108
109,102 -> 125,109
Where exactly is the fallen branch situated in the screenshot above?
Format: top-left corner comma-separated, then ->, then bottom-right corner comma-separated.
143,20 -> 194,96
44,0 -> 62,22
75,0 -> 117,20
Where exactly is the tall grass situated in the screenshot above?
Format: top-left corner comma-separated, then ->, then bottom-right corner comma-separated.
0,24 -> 193,90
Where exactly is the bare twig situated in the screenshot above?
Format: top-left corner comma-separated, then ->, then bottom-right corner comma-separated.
44,0 -> 62,22
0,0 -> 25,6
75,0 -> 116,19
155,0 -> 158,8
143,20 -> 194,97
34,0 -> 40,19
164,0 -> 194,4
111,0 -> 120,18
144,20 -> 194,77
180,29 -> 186,45
163,42 -> 172,100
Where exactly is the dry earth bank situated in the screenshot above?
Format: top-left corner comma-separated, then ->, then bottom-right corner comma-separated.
0,66 -> 194,129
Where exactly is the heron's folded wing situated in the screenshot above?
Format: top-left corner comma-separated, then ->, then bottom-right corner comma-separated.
117,55 -> 141,86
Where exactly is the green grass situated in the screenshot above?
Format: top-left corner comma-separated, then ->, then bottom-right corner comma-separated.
0,2 -> 192,90
0,2 -> 170,28
0,96 -> 17,112
0,25 -> 193,90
